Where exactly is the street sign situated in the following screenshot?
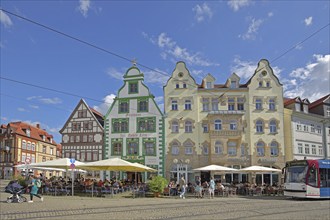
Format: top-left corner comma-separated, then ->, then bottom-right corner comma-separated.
70,158 -> 75,164
70,163 -> 75,169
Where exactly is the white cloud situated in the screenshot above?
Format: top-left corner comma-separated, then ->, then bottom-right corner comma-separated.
27,96 -> 62,104
192,3 -> 213,23
227,0 -> 251,12
239,18 -> 263,40
78,0 -> 91,17
304,16 -> 313,26
154,96 -> 163,103
93,94 -> 116,115
17,107 -> 29,112
268,12 -> 274,17
143,69 -> 170,86
145,32 -> 219,67
284,54 -> 330,102
107,67 -> 124,80
0,10 -> 13,27
29,105 -> 39,109
231,57 -> 282,81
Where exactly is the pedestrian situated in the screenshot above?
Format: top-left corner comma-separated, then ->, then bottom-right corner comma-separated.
195,176 -> 202,198
28,175 -> 43,203
209,176 -> 215,199
179,176 -> 186,199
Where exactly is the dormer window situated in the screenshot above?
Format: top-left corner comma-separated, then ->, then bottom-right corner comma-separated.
206,82 -> 212,89
230,81 -> 237,89
42,135 -> 45,141
26,129 -> 30,137
258,81 -> 263,87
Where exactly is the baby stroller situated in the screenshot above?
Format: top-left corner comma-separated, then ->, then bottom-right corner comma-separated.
5,180 -> 28,203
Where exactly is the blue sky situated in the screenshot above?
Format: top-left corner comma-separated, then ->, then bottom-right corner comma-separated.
1,0 -> 329,143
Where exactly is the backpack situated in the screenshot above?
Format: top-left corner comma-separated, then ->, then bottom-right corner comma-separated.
36,179 -> 42,188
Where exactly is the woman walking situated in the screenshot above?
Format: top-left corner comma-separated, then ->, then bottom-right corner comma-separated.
28,175 -> 44,203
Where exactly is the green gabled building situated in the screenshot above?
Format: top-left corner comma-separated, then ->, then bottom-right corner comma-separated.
104,65 -> 165,182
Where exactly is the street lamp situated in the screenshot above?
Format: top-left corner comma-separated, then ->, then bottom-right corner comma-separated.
4,146 -> 11,179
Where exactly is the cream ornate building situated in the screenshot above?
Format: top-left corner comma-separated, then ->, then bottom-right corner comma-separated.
164,60 -> 285,185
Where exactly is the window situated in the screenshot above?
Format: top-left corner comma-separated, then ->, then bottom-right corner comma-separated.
42,146 -> 47,154
307,167 -> 318,187
270,142 -> 279,156
269,120 -> 277,133
144,139 -> 156,156
72,122 -> 81,131
112,140 -> 122,156
185,100 -> 192,110
298,143 -> 303,154
88,135 -> 93,142
86,152 -> 92,161
228,141 -> 237,156
127,139 -> 139,155
311,145 -> 316,155
296,124 -> 302,131
256,99 -> 262,110
206,82 -> 212,88
269,99 -> 276,110
327,107 -> 330,117
83,135 -> 87,142
305,144 -> 310,154
78,110 -> 87,118
119,100 -> 129,113
318,145 -> 323,155
240,144 -> 245,156
76,135 -> 80,142
183,83 -> 187,88
202,144 -> 209,155
70,136 -> 74,143
171,142 -> 179,155
257,142 -> 265,156
316,126 -> 322,134
214,119 -> 222,130
230,81 -> 237,89
202,124 -> 208,133
266,81 -> 271,87
237,98 -> 244,110
171,121 -> 179,133
171,100 -> 178,111
185,121 -> 193,133
212,98 -> 218,111
27,142 -> 31,150
256,120 -> 264,133
303,125 -> 308,132
230,120 -> 237,130
138,99 -> 148,112
176,84 -> 179,89
22,141 -> 26,149
228,98 -> 235,110
258,81 -> 263,87
129,82 -> 138,93
202,98 -> 209,111
311,124 -> 315,133
50,148 -> 53,155
26,129 -> 30,137
184,142 -> 193,155
215,141 -> 223,154
83,122 -> 93,130
31,143 -> 35,151
112,119 -> 129,133
137,117 -> 155,132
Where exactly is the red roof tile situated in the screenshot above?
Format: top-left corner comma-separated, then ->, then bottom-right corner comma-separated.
309,94 -> 330,109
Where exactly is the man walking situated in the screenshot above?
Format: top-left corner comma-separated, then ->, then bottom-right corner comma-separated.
179,176 -> 186,199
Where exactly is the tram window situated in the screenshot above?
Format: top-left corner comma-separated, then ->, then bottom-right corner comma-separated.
307,167 -> 318,187
320,168 -> 330,188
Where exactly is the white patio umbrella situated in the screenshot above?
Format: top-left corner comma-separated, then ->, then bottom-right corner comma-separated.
15,164 -> 87,173
132,163 -> 158,172
78,158 -> 153,172
238,166 -> 281,173
27,158 -> 85,169
193,164 -> 238,172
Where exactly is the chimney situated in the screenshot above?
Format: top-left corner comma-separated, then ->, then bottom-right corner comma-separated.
36,124 -> 40,129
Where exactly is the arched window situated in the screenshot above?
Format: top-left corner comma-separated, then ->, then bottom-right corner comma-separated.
230,120 -> 237,130
215,141 -> 223,154
214,119 -> 222,130
185,121 -> 193,133
257,141 -> 265,156
256,120 -> 264,133
171,142 -> 179,155
184,141 -> 193,155
270,141 -> 279,156
202,143 -> 209,155
172,121 -> 179,133
269,120 -> 277,133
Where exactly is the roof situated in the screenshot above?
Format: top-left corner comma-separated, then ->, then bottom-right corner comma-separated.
284,97 -> 297,106
309,94 -> 330,109
90,107 -> 103,118
3,121 -> 57,145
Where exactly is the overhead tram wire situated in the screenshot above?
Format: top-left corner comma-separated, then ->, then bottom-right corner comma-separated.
1,8 -> 329,96
1,8 -> 329,119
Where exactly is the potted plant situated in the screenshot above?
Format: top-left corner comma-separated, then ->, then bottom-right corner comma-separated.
148,176 -> 168,197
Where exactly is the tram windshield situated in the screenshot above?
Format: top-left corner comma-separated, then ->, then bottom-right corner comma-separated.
285,165 -> 308,183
